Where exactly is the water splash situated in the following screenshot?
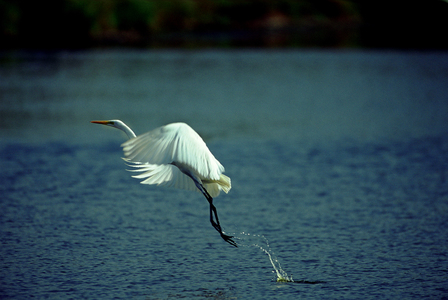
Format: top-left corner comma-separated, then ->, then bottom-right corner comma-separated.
235,232 -> 294,282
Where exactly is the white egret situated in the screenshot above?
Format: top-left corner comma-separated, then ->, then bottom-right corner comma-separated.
91,120 -> 236,247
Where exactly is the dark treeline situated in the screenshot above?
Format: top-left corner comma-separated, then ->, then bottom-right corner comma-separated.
1,0 -> 447,49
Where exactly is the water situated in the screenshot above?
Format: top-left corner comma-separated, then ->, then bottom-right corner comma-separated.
235,232 -> 294,282
1,49 -> 448,299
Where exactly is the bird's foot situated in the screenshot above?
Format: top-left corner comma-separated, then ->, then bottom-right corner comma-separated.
221,233 -> 237,247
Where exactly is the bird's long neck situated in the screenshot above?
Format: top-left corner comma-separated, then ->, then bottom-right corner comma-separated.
117,121 -> 137,139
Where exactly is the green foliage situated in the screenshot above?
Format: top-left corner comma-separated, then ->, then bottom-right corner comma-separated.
115,0 -> 156,32
1,0 -> 446,48
0,0 -> 20,36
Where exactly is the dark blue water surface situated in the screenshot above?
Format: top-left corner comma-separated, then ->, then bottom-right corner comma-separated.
1,50 -> 448,299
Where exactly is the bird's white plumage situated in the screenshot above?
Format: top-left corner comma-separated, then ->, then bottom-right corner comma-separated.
91,119 -> 236,246
121,122 -> 230,197
125,161 -> 198,192
122,123 -> 224,179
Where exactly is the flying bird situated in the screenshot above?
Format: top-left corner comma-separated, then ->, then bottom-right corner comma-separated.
91,120 -> 237,247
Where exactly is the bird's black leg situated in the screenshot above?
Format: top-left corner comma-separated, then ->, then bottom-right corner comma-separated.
209,201 -> 222,233
177,167 -> 237,247
191,180 -> 237,247
206,194 -> 238,248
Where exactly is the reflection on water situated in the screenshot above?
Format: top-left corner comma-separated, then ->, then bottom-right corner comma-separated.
0,50 -> 447,142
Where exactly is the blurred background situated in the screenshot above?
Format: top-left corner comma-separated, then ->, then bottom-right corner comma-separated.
1,2 -> 448,299
1,0 -> 448,142
1,0 -> 448,49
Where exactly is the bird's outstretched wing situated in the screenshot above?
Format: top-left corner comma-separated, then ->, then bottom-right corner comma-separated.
121,123 -> 225,180
124,160 -> 230,197
124,160 -> 199,192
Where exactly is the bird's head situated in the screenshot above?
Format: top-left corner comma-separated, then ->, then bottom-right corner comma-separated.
91,119 -> 136,139
91,120 -> 121,129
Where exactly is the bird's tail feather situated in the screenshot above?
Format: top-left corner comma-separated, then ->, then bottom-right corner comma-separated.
217,174 -> 231,193
203,174 -> 231,198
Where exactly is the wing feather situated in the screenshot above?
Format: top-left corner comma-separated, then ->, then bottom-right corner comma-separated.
121,123 -> 224,180
125,160 -> 198,192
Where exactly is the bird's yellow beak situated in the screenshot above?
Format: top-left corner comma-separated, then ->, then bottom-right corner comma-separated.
91,120 -> 111,125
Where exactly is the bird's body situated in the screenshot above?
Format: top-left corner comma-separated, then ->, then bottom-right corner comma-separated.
91,120 -> 236,247
121,122 -> 231,198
